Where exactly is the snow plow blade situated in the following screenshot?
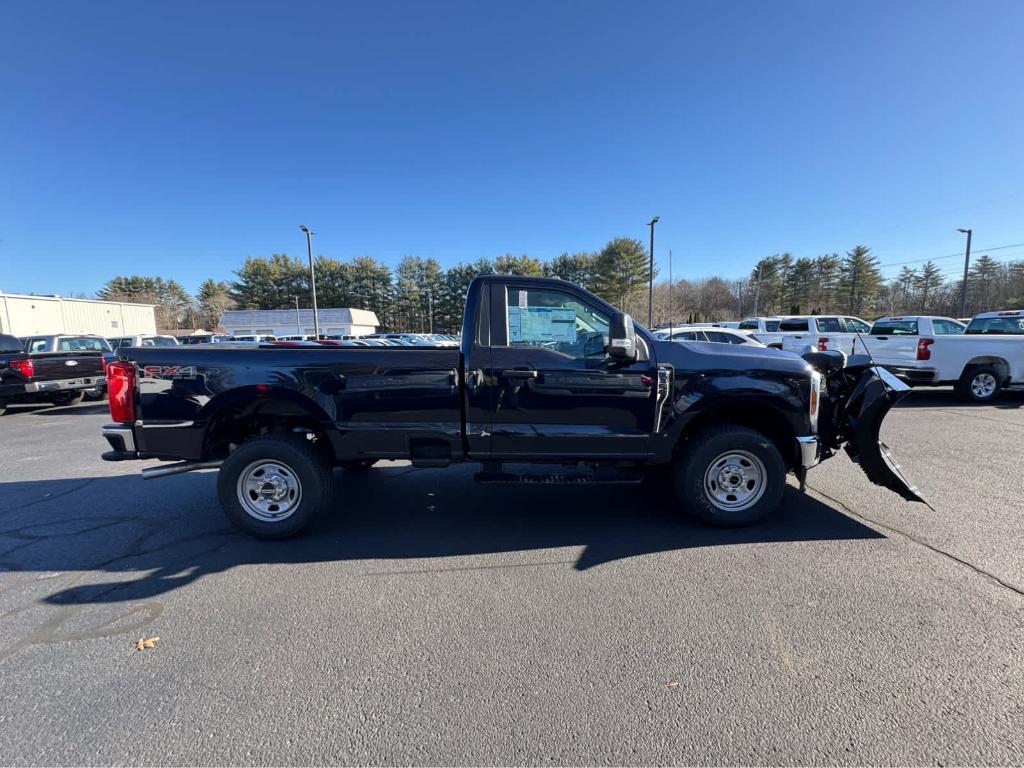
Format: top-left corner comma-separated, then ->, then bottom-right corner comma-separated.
844,366 -> 929,506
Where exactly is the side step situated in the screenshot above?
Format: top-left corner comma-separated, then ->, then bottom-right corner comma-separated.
474,470 -> 643,485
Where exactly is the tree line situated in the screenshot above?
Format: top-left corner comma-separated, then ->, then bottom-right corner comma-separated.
97,240 -> 1024,332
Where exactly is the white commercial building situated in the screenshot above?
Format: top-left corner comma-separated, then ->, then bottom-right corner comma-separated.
219,307 -> 379,338
0,292 -> 157,337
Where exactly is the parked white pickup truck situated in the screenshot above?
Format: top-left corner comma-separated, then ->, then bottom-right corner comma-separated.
860,312 -> 1024,402
778,315 -> 873,356
737,317 -> 785,346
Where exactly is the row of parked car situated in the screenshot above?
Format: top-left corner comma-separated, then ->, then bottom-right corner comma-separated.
0,330 -> 465,415
654,309 -> 1024,403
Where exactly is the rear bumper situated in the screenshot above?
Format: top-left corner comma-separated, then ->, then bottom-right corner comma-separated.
884,366 -> 937,384
101,424 -> 137,459
26,375 -> 105,393
796,435 -> 819,470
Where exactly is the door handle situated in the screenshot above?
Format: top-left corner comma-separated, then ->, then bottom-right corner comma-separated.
504,369 -> 538,380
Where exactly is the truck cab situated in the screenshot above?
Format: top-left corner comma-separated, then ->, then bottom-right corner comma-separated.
778,316 -> 873,356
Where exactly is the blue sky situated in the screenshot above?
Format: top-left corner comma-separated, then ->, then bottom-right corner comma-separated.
2,0 -> 1022,296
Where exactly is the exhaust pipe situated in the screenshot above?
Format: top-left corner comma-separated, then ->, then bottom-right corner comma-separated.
142,459 -> 223,480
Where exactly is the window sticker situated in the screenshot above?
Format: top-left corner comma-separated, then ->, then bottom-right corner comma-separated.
509,306 -> 577,342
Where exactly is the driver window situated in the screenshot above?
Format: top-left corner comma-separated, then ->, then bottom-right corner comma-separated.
506,287 -> 610,362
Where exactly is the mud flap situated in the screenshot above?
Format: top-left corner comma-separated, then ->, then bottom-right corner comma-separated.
843,366 -> 930,506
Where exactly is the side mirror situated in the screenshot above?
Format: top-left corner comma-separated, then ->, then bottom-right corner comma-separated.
607,311 -> 638,361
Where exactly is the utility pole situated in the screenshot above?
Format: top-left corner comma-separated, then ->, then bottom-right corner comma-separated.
299,225 -> 320,339
958,228 -> 972,316
294,296 -> 301,336
668,249 -> 673,332
848,260 -> 859,315
753,264 -> 762,316
647,216 -> 659,327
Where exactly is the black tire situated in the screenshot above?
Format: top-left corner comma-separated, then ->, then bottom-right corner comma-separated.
217,434 -> 335,539
956,365 -> 1003,403
49,390 -> 85,406
339,459 -> 378,471
673,425 -> 786,527
0,401 -> 7,417
84,385 -> 107,401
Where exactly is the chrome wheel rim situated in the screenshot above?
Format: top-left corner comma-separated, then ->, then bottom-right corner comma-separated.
704,450 -> 767,512
971,373 -> 997,399
237,460 -> 302,522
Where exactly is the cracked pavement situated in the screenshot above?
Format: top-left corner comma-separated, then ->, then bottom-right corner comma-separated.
0,393 -> 1022,765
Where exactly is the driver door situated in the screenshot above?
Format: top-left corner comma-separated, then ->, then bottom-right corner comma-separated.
485,283 -> 658,459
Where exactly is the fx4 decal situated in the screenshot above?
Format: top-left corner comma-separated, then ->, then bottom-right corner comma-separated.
142,365 -> 198,380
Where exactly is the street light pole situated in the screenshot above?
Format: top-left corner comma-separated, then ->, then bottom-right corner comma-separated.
647,216 -> 659,327
958,228 -> 972,317
294,296 -> 301,336
299,225 -> 320,339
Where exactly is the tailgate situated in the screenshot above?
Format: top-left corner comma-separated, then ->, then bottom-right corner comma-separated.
29,352 -> 105,380
860,335 -> 918,366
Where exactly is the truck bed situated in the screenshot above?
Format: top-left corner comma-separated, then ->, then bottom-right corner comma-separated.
125,344 -> 464,462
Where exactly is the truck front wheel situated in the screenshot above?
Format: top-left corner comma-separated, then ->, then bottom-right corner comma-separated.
217,434 -> 335,539
673,425 -> 785,527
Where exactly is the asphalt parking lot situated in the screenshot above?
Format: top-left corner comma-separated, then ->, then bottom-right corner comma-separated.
1,391 -> 1022,765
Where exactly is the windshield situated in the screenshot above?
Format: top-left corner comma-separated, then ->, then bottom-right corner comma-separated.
57,337 -> 110,352
871,320 -> 919,335
0,334 -> 23,353
965,316 -> 1024,334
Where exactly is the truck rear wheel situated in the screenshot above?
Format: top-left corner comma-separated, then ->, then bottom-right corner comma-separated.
49,390 -> 85,406
673,425 -> 785,527
217,434 -> 335,539
956,365 -> 1002,403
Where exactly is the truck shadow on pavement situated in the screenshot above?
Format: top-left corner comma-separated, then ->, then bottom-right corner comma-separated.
0,465 -> 883,607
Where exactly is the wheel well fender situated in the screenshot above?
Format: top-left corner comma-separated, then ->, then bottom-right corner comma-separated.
964,356 -> 1010,381
674,400 -> 799,469
198,386 -> 337,457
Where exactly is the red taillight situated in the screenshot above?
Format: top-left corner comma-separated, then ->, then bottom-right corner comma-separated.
917,338 -> 935,360
107,362 -> 136,423
10,358 -> 35,378
817,337 -> 829,351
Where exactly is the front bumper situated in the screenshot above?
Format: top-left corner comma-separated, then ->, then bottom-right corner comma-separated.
26,376 -> 105,393
796,435 -> 819,470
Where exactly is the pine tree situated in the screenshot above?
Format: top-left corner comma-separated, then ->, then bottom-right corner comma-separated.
839,245 -> 882,316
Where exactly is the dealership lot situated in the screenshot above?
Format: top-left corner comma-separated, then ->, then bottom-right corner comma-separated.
0,393 -> 1022,765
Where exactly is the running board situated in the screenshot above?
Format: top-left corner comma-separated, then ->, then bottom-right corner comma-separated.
474,470 -> 643,485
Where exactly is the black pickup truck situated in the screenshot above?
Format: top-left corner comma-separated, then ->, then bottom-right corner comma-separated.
101,275 -> 923,537
0,334 -> 107,415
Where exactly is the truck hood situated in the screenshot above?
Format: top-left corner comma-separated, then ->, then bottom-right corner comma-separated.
652,339 -> 810,377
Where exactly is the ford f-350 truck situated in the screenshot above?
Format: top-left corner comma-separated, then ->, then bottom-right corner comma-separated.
101,275 -> 923,538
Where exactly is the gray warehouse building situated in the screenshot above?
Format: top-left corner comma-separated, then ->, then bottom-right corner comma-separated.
219,307 -> 379,338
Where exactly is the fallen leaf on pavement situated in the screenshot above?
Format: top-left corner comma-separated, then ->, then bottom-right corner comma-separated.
134,636 -> 160,652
